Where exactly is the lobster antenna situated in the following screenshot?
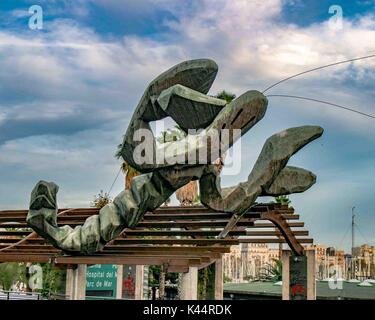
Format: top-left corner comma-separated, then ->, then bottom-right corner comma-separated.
267,94 -> 375,119
262,54 -> 375,94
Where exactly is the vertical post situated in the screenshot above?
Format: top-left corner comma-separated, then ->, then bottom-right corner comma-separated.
65,266 -> 74,300
282,250 -> 291,300
180,267 -> 198,300
306,249 -> 316,300
159,264 -> 166,300
65,264 -> 87,300
282,249 -> 316,300
215,258 -> 224,300
352,206 -> 355,256
116,265 -> 123,299
135,265 -> 144,300
74,264 -> 87,300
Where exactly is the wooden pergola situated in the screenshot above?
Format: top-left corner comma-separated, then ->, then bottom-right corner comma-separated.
0,203 -> 312,273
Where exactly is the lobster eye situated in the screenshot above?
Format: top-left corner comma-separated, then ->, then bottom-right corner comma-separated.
231,109 -> 243,126
241,116 -> 256,130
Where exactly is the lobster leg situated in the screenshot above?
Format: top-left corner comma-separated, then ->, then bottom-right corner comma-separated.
27,166 -> 207,254
199,125 -> 323,237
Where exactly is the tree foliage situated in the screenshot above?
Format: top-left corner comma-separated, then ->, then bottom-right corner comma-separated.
258,258 -> 283,282
274,195 -> 291,206
0,263 -> 26,291
198,264 -> 215,299
91,190 -> 112,209
39,264 -> 65,298
148,265 -> 178,286
215,90 -> 236,103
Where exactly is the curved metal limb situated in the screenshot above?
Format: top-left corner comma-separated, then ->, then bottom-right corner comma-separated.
27,166 -> 207,254
157,84 -> 227,132
199,125 -> 323,237
117,59 -> 267,174
158,90 -> 267,167
117,59 -> 219,172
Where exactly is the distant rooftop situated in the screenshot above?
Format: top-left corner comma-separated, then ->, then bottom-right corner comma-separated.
224,281 -> 375,300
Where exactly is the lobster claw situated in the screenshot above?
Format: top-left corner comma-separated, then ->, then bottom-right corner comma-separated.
200,126 -> 324,214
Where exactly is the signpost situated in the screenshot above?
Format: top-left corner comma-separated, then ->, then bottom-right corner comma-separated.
86,264 -> 118,299
122,265 -> 136,299
289,255 -> 307,300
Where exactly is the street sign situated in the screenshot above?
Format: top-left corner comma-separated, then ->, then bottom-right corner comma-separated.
86,264 -> 118,299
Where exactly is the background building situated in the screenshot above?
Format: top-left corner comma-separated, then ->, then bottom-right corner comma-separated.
351,244 -> 375,280
223,244 -> 279,283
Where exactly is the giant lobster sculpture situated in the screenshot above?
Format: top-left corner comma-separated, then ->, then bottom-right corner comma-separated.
27,59 -> 323,254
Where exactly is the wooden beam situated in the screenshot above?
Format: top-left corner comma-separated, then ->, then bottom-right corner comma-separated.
143,213 -> 231,220
252,222 -> 304,228
99,251 -> 222,259
239,238 -> 313,244
54,256 -> 205,266
0,220 -> 306,229
0,204 -> 293,216
137,221 -> 254,228
103,246 -> 231,253
112,239 -> 239,245
167,266 -> 189,273
245,230 -> 309,236
122,230 -> 246,236
0,231 -> 31,236
0,254 -> 51,263
0,229 -> 248,237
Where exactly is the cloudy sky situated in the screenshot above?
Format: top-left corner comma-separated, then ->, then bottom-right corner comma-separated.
0,0 -> 374,252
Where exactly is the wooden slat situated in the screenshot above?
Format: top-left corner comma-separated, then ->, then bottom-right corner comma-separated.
0,253 -> 208,266
55,256 -> 206,266
142,213 -> 231,220
122,230 -> 246,236
252,222 -> 304,228
0,204 -> 294,218
167,266 -> 189,273
239,238 -> 313,244
0,231 -> 31,236
0,239 -> 24,243
245,230 -> 308,236
0,221 -> 306,229
137,221 -> 254,228
1,248 -> 220,259
0,219 -> 254,229
278,214 -> 299,220
0,244 -> 231,251
2,238 -> 239,245
113,238 -> 239,245
0,254 -> 51,263
0,229 -> 307,244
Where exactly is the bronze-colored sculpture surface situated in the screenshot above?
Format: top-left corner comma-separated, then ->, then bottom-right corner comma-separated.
27,59 -> 323,254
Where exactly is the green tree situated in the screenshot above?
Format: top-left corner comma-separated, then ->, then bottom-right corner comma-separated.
91,190 -> 112,209
215,90 -> 236,103
259,258 -> 282,282
0,263 -> 27,291
198,264 -> 216,299
148,265 -> 178,299
274,195 -> 291,206
39,263 -> 65,299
